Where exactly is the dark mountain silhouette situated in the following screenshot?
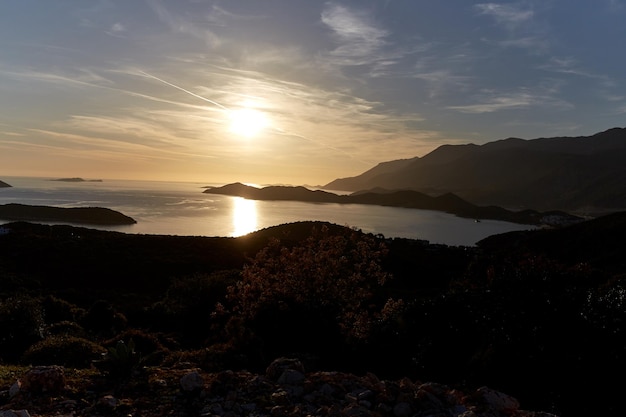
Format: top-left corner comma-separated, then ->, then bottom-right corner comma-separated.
0,203 -> 136,225
0,180 -> 11,188
324,127 -> 626,213
204,182 -> 582,225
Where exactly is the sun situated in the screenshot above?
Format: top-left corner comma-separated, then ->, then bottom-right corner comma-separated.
229,107 -> 269,138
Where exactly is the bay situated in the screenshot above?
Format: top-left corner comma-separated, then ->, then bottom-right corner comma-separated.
0,177 -> 535,246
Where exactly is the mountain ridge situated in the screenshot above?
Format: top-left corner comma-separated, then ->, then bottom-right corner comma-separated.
324,127 -> 626,213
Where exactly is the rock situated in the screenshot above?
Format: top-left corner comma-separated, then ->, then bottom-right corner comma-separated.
19,366 -> 66,395
99,395 -> 118,409
0,410 -> 31,417
393,401 -> 412,417
266,357 -> 305,381
476,386 -> 520,413
9,381 -> 21,398
277,369 -> 305,385
181,370 -> 205,392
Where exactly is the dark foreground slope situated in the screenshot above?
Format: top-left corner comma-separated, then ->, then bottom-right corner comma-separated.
0,203 -> 136,225
0,215 -> 625,416
0,180 -> 11,188
325,127 -> 626,213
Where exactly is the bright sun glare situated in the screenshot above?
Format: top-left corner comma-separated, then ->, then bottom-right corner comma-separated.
229,107 -> 269,138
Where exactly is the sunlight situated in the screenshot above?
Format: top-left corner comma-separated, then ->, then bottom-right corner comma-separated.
228,107 -> 269,138
232,196 -> 257,236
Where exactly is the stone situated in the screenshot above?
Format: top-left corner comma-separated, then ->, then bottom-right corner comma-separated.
476,386 -> 520,413
99,395 -> 118,409
181,371 -> 205,392
393,401 -> 412,417
19,366 -> 66,395
9,381 -> 21,398
266,357 -> 305,381
277,369 -> 305,385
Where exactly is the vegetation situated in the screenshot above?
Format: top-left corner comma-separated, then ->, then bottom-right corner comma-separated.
1,216 -> 625,416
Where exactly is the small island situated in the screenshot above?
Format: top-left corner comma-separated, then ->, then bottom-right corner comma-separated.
0,203 -> 136,225
204,182 -> 583,226
50,177 -> 103,182
0,180 -> 11,188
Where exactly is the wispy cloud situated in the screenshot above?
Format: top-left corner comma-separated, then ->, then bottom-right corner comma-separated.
321,3 -> 388,61
147,0 -> 220,47
474,3 -> 534,28
448,88 -> 572,114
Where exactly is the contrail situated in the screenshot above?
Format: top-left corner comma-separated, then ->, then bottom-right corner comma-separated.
136,70 -> 372,166
137,70 -> 229,110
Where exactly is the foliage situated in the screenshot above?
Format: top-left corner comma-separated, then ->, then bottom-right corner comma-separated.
41,295 -> 85,324
96,339 -> 143,379
146,271 -> 239,347
22,335 -> 106,368
81,300 -> 127,338
220,226 -> 403,360
0,295 -> 45,362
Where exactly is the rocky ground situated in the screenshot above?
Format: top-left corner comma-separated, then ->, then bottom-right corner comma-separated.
0,358 -> 558,417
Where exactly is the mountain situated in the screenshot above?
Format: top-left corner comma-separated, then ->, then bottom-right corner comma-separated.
0,180 -> 11,188
204,182 -> 582,225
324,127 -> 626,213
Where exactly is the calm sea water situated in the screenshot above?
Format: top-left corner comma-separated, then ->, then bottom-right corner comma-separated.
0,177 -> 534,246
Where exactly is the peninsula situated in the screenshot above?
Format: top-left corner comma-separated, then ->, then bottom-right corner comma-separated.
0,203 -> 136,225
203,182 -> 582,226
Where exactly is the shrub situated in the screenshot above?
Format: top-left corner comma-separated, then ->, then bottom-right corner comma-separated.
95,339 -> 143,379
46,320 -> 87,338
22,335 -> 106,368
82,300 -> 127,337
221,225 -> 403,360
0,295 -> 45,362
41,295 -> 85,324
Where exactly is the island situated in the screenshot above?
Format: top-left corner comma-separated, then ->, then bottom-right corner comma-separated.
50,177 -> 103,182
0,180 -> 11,188
0,203 -> 136,225
204,182 -> 583,226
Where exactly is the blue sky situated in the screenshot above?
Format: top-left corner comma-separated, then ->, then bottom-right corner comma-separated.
1,0 -> 625,184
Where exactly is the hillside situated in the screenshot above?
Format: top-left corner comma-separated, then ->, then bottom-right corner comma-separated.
324,127 -> 626,213
0,180 -> 11,188
204,183 -> 582,226
0,203 -> 136,225
1,215 -> 625,416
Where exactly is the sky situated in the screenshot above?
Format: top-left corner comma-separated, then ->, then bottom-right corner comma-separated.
1,1 -> 625,185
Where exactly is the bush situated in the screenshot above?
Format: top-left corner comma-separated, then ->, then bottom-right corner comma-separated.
46,320 -> 87,338
220,226 -> 403,361
41,295 -> 85,324
0,295 -> 45,362
82,300 -> 127,337
22,335 -> 106,368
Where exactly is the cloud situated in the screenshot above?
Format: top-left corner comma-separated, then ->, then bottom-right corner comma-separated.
146,0 -> 220,47
321,3 -> 388,66
447,89 -> 572,114
474,3 -> 534,28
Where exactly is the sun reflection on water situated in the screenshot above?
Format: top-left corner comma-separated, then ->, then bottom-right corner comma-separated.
232,197 -> 257,236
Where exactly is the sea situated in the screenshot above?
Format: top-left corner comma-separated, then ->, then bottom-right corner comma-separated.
0,177 -> 535,246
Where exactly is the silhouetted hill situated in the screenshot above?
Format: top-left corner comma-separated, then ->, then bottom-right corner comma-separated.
1,214 -> 626,415
0,180 -> 11,188
50,177 -> 103,182
204,183 -> 581,226
0,203 -> 136,225
324,127 -> 626,213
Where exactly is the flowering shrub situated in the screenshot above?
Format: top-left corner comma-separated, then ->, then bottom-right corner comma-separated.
222,226 -> 402,345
